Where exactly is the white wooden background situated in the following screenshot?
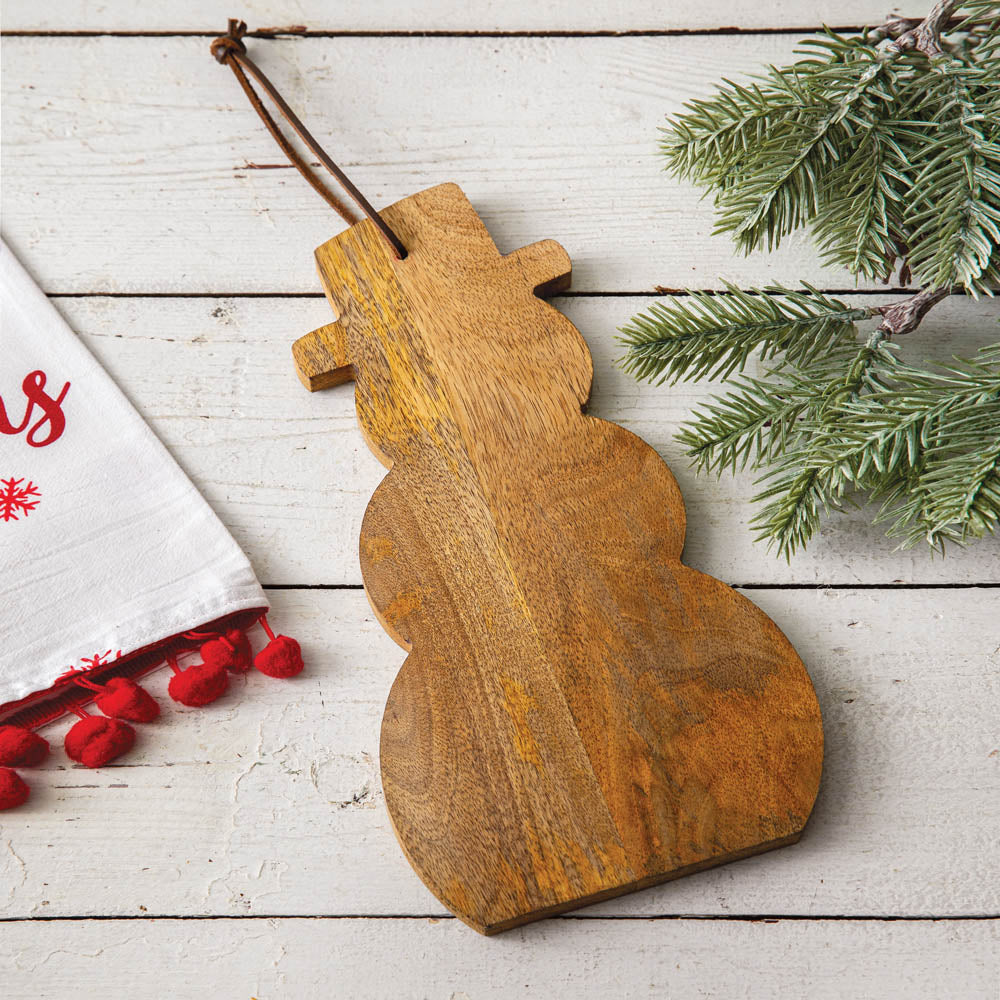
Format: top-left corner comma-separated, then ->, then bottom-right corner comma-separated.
2,3 -> 999,998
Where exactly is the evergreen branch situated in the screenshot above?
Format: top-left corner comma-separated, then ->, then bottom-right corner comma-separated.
618,284 -> 871,384
712,40 -> 903,252
812,115 -> 912,279
918,421 -> 1000,540
868,464 -> 945,549
876,347 -> 1000,543
676,375 -> 814,476
904,58 -> 1000,292
803,344 -> 1000,547
748,340 -> 897,558
956,3 -> 1000,50
660,78 -> 804,187
641,3 -> 1000,557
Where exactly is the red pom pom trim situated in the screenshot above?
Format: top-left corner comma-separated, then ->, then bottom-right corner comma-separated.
0,725 -> 50,767
71,674 -> 160,723
167,657 -> 229,707
64,713 -> 136,768
254,616 -> 304,678
0,610 -> 304,804
95,677 -> 160,722
0,767 -> 30,810
200,628 -> 253,673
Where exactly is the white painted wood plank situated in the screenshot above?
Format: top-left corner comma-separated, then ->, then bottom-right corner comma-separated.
55,293 -> 1000,586
0,0 -> 904,33
3,34 -> 902,294
3,917 -> 998,1000
2,587 -> 998,920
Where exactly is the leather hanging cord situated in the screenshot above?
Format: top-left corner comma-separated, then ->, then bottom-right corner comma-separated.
210,19 -> 407,259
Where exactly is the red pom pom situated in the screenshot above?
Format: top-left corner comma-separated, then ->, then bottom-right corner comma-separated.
201,629 -> 252,673
254,635 -> 304,678
0,767 -> 30,810
168,661 -> 229,707
64,716 -> 135,768
95,677 -> 160,723
0,725 -> 50,767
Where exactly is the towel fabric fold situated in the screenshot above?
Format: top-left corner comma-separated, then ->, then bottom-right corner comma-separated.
0,241 -> 269,714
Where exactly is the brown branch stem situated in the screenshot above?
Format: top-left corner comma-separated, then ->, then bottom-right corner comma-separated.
879,0 -> 960,58
863,4 -> 964,338
874,285 -> 952,337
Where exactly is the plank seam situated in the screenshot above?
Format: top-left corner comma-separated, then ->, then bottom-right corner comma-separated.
0,28 -> 879,39
1,913 -> 997,923
260,582 -> 1000,591
45,289 -> 960,299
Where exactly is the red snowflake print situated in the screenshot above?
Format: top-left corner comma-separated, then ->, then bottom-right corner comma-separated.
0,477 -> 41,522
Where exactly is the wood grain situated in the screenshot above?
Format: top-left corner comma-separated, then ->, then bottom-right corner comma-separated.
56,293 -> 1000,587
2,33 -> 903,294
2,588 -> 997,921
292,182 -> 823,933
1,18 -> 996,994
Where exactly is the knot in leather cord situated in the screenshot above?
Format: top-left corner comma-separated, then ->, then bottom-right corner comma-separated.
208,20 -> 406,258
210,19 -> 247,64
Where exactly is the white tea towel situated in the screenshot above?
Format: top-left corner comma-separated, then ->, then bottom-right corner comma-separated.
0,241 -> 268,709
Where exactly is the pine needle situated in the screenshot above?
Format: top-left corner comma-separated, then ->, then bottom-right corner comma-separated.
625,0 -> 1000,556
618,284 -> 872,384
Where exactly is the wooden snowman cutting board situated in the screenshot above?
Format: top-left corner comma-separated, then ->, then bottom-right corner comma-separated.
293,183 -> 824,935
